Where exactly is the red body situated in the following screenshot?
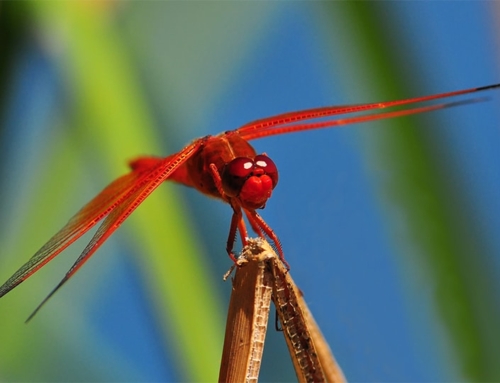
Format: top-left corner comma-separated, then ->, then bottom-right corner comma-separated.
179,131 -> 258,198
130,131 -> 258,199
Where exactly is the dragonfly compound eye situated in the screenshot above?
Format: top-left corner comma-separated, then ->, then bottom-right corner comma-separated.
222,157 -> 255,197
254,155 -> 278,188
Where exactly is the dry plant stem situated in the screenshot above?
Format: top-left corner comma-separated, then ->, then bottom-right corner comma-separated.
299,293 -> 346,383
218,243 -> 273,383
269,252 -> 347,383
269,254 -> 326,383
219,238 -> 346,383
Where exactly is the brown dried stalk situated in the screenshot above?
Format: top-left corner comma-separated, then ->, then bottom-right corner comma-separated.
219,238 -> 346,382
218,241 -> 274,382
267,240 -> 346,383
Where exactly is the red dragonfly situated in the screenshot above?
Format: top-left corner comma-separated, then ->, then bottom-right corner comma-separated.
0,83 -> 498,320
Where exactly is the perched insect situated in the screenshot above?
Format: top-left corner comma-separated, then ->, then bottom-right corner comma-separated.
1,83 -> 498,320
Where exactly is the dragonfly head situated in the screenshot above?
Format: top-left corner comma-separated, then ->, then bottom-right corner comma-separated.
221,155 -> 278,209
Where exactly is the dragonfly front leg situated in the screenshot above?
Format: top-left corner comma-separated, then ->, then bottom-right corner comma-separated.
225,206 -> 245,263
244,208 -> 290,270
209,162 -> 246,264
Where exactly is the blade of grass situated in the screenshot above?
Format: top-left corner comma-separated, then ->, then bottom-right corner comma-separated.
25,2 -> 224,381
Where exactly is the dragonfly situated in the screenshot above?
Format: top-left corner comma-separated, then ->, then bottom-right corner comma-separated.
0,83 -> 499,321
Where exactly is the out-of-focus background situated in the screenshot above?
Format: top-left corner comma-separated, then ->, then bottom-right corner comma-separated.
1,2 -> 499,382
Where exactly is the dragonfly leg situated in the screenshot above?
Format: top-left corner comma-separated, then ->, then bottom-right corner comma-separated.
245,213 -> 265,238
244,209 -> 290,270
209,162 -> 246,264
237,219 -> 251,248
209,163 -> 229,202
226,206 -> 244,264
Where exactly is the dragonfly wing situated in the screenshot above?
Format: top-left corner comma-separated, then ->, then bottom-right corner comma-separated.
24,140 -> 200,320
25,183 -> 149,322
237,83 -> 500,141
0,171 -> 145,298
